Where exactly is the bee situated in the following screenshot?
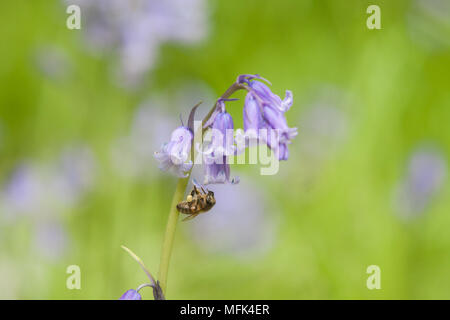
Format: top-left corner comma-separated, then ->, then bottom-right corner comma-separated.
176,180 -> 216,221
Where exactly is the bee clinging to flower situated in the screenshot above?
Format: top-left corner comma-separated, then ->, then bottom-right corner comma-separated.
176,179 -> 216,221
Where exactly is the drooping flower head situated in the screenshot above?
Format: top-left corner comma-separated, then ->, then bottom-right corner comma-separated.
203,99 -> 239,185
240,74 -> 297,160
119,289 -> 142,300
154,126 -> 193,177
154,104 -> 200,178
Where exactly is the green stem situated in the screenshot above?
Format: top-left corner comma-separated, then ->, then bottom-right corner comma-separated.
157,81 -> 248,296
157,176 -> 189,293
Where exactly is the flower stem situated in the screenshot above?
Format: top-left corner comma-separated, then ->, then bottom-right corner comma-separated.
156,80 -> 248,296
157,176 -> 190,294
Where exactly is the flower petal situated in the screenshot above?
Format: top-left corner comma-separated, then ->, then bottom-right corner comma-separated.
119,289 -> 142,300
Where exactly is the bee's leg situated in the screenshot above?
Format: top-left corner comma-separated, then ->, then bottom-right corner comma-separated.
192,185 -> 201,196
182,213 -> 200,221
198,196 -> 206,207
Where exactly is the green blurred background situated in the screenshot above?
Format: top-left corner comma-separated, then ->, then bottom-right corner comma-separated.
1,0 -> 450,299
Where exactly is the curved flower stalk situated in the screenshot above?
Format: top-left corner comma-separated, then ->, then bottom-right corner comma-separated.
119,245 -> 164,300
122,74 -> 296,298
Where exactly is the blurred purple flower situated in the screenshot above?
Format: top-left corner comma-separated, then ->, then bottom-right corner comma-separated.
0,165 -> 43,220
154,126 -> 193,178
240,75 -> 297,160
56,146 -> 96,203
119,289 -> 142,300
66,0 -> 209,86
34,221 -> 69,261
407,0 -> 450,52
0,146 -> 96,221
188,175 -> 276,257
32,45 -> 72,81
395,147 -> 447,220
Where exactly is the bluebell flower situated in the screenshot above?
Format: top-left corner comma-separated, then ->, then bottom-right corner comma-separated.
241,75 -> 297,160
260,104 -> 297,160
243,93 -> 262,133
395,147 -> 447,220
249,78 -> 294,113
119,289 -> 142,300
154,126 -> 193,178
154,103 -> 202,178
203,100 -> 239,184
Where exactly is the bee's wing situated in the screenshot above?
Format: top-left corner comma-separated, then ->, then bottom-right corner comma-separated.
182,213 -> 200,222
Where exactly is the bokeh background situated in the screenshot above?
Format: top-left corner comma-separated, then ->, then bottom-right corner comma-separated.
1,0 -> 450,299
